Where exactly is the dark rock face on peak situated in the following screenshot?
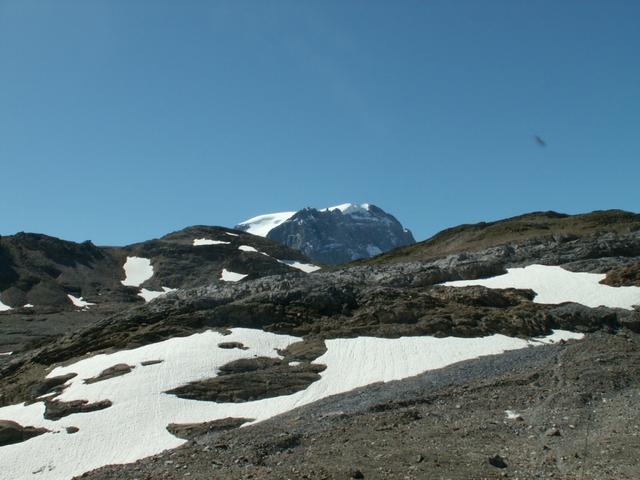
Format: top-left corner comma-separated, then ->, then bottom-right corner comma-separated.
264,204 -> 415,264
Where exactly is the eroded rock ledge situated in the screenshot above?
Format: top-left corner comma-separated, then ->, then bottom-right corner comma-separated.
166,357 -> 326,403
0,420 -> 48,447
167,417 -> 253,441
44,399 -> 112,420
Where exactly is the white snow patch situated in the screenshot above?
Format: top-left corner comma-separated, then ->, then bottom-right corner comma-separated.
0,329 -> 583,480
288,361 -> 301,366
193,238 -> 230,246
321,203 -> 371,215
277,259 -> 321,273
0,351 -> 11,356
0,298 -> 11,312
138,287 -> 176,303
236,212 -> 296,237
225,232 -> 239,237
443,264 -> 640,310
67,294 -> 95,309
238,245 -> 258,253
220,269 -> 248,282
121,257 -> 154,287
505,410 -> 522,420
24,304 -> 34,308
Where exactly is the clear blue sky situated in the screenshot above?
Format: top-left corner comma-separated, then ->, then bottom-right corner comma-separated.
1,1 -> 638,245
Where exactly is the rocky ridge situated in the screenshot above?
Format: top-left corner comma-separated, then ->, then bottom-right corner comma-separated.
356,209 -> 640,265
0,226 -> 313,353
0,226 -> 309,310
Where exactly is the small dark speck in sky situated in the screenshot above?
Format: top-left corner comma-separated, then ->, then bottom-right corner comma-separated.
534,135 -> 547,147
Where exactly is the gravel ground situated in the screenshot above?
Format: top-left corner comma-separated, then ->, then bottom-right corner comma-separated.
77,330 -> 640,480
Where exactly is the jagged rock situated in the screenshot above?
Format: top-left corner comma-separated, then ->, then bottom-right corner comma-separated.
167,417 -> 253,440
44,399 -> 112,420
84,364 -> 134,384
601,262 -> 640,287
166,359 -> 326,403
217,342 -> 248,350
348,468 -> 365,478
30,373 -> 77,399
0,420 -> 48,446
141,359 -> 163,366
488,454 -> 508,468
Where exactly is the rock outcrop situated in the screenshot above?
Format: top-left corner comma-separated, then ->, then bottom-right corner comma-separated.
0,420 -> 48,446
0,226 -> 315,353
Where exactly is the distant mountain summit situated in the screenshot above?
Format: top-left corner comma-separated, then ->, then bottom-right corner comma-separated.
236,203 -> 415,264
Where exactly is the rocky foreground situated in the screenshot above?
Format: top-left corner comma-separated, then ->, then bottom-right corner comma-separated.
78,332 -> 640,480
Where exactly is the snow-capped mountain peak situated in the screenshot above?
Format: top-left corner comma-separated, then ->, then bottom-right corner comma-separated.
237,204 -> 375,238
235,203 -> 415,264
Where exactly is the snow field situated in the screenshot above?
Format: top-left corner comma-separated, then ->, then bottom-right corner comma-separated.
443,264 -> 640,310
0,328 -> 582,480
